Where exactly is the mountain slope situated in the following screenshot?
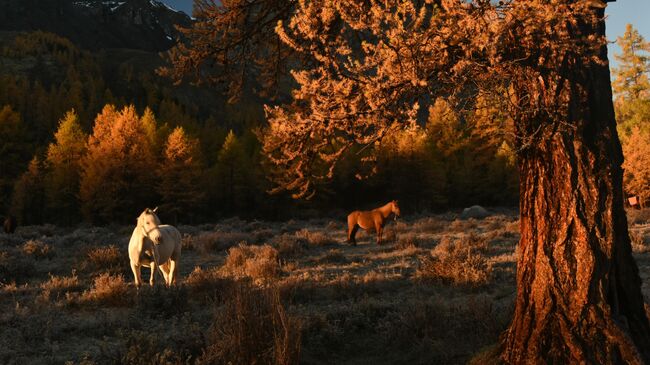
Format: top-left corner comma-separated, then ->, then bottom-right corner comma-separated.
0,0 -> 191,51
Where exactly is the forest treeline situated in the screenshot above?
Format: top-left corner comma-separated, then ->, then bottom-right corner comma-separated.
0,24 -> 648,225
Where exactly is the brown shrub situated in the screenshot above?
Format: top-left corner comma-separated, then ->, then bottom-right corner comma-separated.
630,231 -> 650,253
39,273 -> 81,302
395,233 -> 421,250
627,208 -> 650,225
273,233 -> 307,259
22,239 -> 54,259
196,284 -> 301,365
193,231 -> 254,253
85,245 -> 123,273
223,244 -> 280,282
81,272 -> 130,306
185,266 -> 233,302
417,235 -> 492,286
295,229 -> 338,247
411,217 -> 446,234
448,219 -> 478,232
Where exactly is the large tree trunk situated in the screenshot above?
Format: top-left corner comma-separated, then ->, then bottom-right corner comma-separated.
501,7 -> 650,364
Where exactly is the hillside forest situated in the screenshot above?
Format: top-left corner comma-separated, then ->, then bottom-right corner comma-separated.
0,23 -> 648,225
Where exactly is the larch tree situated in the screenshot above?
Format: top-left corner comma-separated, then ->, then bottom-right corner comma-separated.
213,130 -> 249,214
166,0 -> 650,362
11,156 -> 45,225
45,109 -> 87,224
612,23 -> 650,101
612,24 -> 650,140
79,105 -> 158,223
159,126 -> 205,224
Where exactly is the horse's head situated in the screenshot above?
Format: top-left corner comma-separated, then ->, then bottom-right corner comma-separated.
391,200 -> 401,218
138,207 -> 162,244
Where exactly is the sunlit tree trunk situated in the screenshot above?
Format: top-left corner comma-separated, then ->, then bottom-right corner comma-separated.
502,7 -> 650,364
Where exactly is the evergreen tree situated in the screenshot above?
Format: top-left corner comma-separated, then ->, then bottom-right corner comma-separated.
613,24 -> 650,100
0,105 -> 29,214
158,127 -> 205,224
212,130 -> 249,215
622,127 -> 650,204
11,156 -> 45,225
44,109 -> 87,224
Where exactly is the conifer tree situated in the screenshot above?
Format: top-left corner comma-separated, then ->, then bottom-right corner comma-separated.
44,109 -> 87,224
159,126 -> 205,223
80,105 -> 157,223
0,105 -> 29,214
613,24 -> 650,100
11,156 -> 45,225
213,130 -> 249,215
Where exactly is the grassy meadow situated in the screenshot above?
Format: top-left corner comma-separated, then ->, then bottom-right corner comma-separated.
2,209 -> 650,364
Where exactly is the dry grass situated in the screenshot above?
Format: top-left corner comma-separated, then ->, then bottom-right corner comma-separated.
192,231 -> 255,253
627,208 -> 650,225
85,245 -> 123,273
295,229 -> 338,247
630,230 -> 650,253
184,266 -> 233,302
22,239 -> 54,259
223,243 -> 281,282
81,272 -> 130,306
197,283 -> 301,365
417,234 -> 492,287
39,272 -> 81,303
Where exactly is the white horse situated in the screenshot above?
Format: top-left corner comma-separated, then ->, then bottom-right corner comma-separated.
128,207 -> 182,287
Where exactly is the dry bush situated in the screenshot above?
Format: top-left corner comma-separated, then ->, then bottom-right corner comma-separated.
85,245 -> 123,273
39,273 -> 81,302
417,235 -> 492,286
395,233 -> 421,250
383,228 -> 397,244
630,231 -> 650,253
273,233 -> 308,259
448,219 -> 478,232
21,239 -> 54,259
81,272 -> 130,306
196,284 -> 301,365
181,233 -> 194,251
627,208 -> 650,225
411,217 -> 447,234
223,244 -> 280,282
295,229 -> 338,247
184,266 -> 233,302
0,250 -> 35,284
193,231 -> 254,253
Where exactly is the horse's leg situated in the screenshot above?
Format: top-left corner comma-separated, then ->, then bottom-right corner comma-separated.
130,261 -> 142,288
348,224 -> 359,246
376,221 -> 383,245
168,259 -> 177,286
159,261 -> 171,287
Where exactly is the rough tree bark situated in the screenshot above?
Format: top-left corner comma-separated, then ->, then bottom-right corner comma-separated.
501,6 -> 650,364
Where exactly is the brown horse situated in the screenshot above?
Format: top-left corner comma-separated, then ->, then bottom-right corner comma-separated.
347,200 -> 401,245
